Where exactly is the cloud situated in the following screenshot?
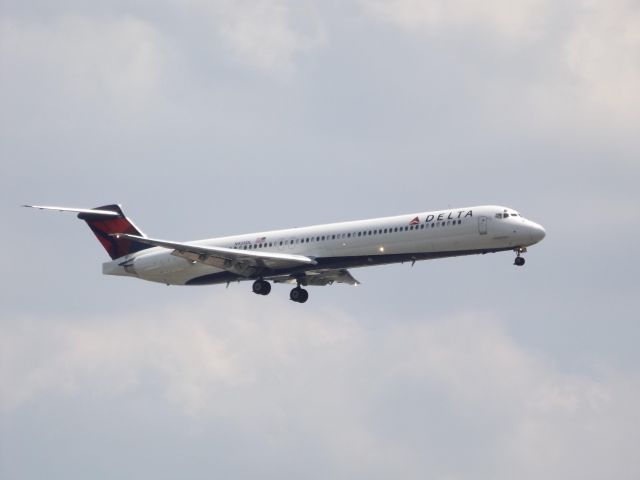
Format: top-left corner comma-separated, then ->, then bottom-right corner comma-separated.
563,0 -> 640,119
193,0 -> 325,74
358,0 -> 640,129
0,15 -> 168,123
2,294 -> 638,478
0,1 -> 324,136
359,0 -> 548,40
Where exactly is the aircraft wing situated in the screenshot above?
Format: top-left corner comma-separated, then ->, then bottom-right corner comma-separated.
269,268 -> 360,286
114,233 -> 317,277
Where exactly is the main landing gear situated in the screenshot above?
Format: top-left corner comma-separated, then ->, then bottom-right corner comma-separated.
289,286 -> 309,303
252,279 -> 309,303
252,279 -> 271,295
514,247 -> 526,266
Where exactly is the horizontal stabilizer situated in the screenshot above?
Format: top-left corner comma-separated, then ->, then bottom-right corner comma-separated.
25,203 -> 151,259
23,205 -> 120,216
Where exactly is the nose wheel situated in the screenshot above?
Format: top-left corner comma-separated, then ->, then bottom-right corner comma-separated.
290,286 -> 309,303
514,247 -> 527,266
252,279 -> 271,295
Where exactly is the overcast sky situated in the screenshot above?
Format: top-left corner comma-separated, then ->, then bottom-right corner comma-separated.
2,1 -> 639,479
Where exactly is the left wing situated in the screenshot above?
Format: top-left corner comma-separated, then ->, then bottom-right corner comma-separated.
114,233 -> 316,277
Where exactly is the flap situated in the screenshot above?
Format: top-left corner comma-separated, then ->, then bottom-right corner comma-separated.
269,268 -> 360,286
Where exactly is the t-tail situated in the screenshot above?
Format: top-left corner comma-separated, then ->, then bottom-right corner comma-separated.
23,204 -> 153,259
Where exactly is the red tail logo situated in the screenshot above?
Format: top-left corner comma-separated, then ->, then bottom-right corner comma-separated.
77,204 -> 150,259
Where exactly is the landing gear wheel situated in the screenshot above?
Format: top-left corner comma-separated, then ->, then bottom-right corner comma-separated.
252,279 -> 271,295
514,256 -> 525,266
299,289 -> 309,303
290,287 -> 309,303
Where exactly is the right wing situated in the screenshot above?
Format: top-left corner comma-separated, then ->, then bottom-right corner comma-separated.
114,233 -> 317,277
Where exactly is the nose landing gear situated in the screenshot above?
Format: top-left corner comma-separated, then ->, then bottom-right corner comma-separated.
514,247 -> 527,266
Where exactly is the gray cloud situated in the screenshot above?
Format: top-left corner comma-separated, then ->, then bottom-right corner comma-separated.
2,0 -> 639,478
2,295 -> 639,479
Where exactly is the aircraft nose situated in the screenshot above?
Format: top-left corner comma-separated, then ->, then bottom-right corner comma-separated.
529,222 -> 546,244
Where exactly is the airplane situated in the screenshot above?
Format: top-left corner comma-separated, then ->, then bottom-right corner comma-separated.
24,204 -> 545,303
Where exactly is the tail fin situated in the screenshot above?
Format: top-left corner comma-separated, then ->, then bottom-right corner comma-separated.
77,204 -> 152,259
24,204 -> 153,259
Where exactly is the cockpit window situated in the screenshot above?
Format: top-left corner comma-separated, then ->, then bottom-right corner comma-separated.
511,213 -> 518,217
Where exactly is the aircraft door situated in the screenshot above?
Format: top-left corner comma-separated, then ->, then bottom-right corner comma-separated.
478,216 -> 488,235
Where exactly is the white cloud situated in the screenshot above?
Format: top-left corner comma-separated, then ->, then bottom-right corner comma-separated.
564,0 -> 640,118
0,15 -> 169,128
359,0 -> 548,40
188,0 -> 325,74
2,295 -> 638,478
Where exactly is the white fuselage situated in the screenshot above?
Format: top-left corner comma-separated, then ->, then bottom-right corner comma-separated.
103,205 -> 546,286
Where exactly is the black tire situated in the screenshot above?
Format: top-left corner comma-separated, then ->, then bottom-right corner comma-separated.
290,287 -> 302,302
253,280 -> 271,295
514,257 -> 525,266
298,289 -> 309,303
